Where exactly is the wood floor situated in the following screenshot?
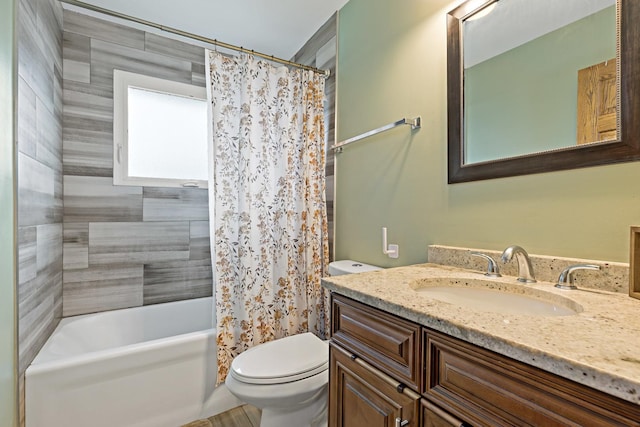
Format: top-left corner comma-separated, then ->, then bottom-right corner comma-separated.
182,405 -> 261,427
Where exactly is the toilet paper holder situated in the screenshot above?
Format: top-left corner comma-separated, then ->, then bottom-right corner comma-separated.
382,227 -> 399,259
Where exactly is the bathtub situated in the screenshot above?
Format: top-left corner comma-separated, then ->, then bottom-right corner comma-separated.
25,297 -> 242,427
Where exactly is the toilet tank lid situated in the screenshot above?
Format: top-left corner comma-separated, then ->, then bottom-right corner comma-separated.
328,260 -> 382,275
230,332 -> 328,384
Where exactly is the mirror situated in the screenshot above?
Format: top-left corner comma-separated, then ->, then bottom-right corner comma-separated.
447,0 -> 640,183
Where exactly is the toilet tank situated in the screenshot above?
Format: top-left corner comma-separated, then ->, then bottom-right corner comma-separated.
328,260 -> 382,276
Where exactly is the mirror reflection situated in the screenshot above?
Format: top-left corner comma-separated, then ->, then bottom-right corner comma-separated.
462,0 -> 617,165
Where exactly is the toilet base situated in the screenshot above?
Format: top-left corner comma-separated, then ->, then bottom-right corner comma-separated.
259,385 -> 327,427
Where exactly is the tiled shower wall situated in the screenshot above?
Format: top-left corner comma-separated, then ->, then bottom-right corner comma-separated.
61,10 -> 212,316
291,13 -> 337,260
17,0 -> 63,422
61,9 -> 338,317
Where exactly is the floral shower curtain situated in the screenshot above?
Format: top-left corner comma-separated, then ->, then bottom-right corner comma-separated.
205,50 -> 329,383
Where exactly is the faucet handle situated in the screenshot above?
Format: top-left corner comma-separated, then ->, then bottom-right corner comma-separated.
555,264 -> 601,290
470,252 -> 501,277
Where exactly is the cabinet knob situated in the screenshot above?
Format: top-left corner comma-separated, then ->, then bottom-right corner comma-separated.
395,417 -> 409,427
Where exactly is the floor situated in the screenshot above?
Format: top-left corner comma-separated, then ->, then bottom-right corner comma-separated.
182,405 -> 261,427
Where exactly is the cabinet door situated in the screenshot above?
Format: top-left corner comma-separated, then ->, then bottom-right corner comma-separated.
330,344 -> 420,427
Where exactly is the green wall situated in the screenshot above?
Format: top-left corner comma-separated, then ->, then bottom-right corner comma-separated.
335,0 -> 640,267
465,7 -> 616,163
0,0 -> 17,425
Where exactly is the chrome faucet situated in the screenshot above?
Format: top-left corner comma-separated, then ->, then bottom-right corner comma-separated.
470,252 -> 501,277
500,245 -> 536,283
555,264 -> 601,290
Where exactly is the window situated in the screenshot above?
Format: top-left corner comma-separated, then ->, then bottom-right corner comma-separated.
113,70 -> 208,188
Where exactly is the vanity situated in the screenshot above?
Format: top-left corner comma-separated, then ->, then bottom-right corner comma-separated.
321,248 -> 640,426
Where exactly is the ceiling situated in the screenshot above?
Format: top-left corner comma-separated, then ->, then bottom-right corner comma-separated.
73,0 -> 350,60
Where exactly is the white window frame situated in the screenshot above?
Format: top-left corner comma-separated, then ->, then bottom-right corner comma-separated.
113,70 -> 208,188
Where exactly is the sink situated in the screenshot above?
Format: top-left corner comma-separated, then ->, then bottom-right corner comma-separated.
410,278 -> 582,316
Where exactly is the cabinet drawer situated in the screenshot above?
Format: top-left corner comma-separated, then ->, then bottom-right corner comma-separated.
331,294 -> 421,389
422,399 -> 469,427
424,329 -> 640,427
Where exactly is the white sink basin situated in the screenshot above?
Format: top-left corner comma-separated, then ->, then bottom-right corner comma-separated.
410,278 -> 582,317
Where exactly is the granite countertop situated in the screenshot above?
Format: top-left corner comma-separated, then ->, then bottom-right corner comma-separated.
321,263 -> 640,405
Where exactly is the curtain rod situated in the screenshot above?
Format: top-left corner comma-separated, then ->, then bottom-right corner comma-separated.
60,0 -> 331,77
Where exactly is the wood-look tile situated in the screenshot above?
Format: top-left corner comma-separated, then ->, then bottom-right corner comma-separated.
63,10 -> 145,50
18,292 -> 56,373
90,38 -> 193,88
18,0 -> 36,25
182,421 -> 210,427
208,405 -> 261,427
143,187 -> 209,222
144,32 -> 206,65
63,265 -> 143,316
63,222 -> 89,270
18,76 -> 37,158
18,153 -> 60,226
37,223 -> 63,272
63,59 -> 90,83
189,221 -> 211,261
316,36 -> 337,70
16,0 -> 64,382
63,79 -> 113,119
36,0 -> 63,73
63,107 -> 112,134
88,221 -> 190,265
63,31 -> 90,63
53,60 -> 63,120
62,80 -> 114,177
192,62 -> 206,87
36,96 -> 62,170
18,227 -> 37,284
18,224 -> 63,373
184,405 -> 262,427
62,120 -> 113,177
64,175 -> 143,222
241,405 -> 261,426
18,0 -> 54,110
143,259 -> 212,305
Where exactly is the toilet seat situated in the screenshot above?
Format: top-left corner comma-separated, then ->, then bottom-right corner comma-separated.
229,332 -> 328,385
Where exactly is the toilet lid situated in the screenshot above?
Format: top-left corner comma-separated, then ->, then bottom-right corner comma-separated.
229,332 -> 328,385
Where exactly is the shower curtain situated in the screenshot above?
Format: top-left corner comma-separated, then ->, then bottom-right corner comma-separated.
205,50 -> 329,383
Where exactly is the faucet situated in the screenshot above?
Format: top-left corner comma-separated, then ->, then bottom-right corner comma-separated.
555,264 -> 601,290
500,245 -> 536,283
470,252 -> 501,277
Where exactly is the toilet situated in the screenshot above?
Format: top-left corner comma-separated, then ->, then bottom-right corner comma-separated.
225,260 -> 381,427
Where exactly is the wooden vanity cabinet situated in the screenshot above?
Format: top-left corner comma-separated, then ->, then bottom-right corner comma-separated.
329,293 -> 640,427
330,294 -> 463,427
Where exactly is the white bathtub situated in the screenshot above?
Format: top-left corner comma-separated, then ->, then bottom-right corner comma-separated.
25,297 -> 241,427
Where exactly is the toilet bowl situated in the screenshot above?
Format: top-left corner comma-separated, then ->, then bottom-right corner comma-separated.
226,261 -> 382,426
225,332 -> 329,427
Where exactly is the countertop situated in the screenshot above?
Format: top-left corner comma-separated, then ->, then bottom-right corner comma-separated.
321,263 -> 640,405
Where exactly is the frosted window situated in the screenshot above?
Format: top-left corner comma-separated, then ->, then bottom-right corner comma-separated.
113,70 -> 208,188
127,87 -> 208,181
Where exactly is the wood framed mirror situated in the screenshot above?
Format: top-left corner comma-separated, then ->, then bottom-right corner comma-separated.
447,0 -> 640,183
